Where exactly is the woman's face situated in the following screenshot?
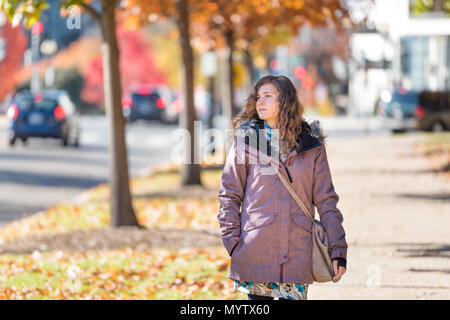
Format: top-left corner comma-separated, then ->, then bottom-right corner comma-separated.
256,83 -> 279,125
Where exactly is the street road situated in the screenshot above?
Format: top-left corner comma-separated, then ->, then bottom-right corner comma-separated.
0,115 -> 177,225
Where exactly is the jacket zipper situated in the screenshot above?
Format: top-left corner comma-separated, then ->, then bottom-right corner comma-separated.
284,166 -> 293,183
280,263 -> 284,283
281,161 -> 290,283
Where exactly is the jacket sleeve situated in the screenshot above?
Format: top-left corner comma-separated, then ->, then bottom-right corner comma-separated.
217,137 -> 248,257
312,144 -> 348,261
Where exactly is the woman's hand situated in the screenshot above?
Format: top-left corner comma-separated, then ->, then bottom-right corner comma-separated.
332,260 -> 346,283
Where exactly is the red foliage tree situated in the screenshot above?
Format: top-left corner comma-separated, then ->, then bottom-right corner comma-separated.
82,26 -> 167,107
0,21 -> 28,102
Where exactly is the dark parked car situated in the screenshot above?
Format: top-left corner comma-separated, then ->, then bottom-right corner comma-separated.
122,84 -> 170,123
121,84 -> 211,125
376,89 -> 420,133
7,90 -> 81,147
415,91 -> 450,132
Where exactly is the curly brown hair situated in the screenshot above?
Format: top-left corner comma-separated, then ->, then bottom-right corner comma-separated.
232,75 -> 305,157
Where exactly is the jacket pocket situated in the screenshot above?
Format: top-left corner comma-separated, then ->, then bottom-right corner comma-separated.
292,213 -> 313,233
243,212 -> 276,232
230,240 -> 240,257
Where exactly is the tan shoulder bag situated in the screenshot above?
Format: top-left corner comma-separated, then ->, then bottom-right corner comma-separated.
270,162 -> 335,283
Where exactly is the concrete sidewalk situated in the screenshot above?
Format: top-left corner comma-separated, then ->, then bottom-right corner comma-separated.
307,132 -> 449,299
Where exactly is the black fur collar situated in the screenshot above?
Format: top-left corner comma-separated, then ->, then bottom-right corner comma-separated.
238,118 -> 327,154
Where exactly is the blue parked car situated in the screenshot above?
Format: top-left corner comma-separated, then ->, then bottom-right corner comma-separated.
376,88 -> 420,133
7,90 -> 81,147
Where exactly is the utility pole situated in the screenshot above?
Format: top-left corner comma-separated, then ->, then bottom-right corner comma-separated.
31,21 -> 43,93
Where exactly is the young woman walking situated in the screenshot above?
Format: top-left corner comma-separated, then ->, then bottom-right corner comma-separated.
217,75 -> 347,300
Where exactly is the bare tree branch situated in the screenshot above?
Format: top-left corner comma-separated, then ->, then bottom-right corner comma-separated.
80,2 -> 102,24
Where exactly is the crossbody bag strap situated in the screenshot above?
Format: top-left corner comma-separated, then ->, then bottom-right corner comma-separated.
269,161 -> 315,223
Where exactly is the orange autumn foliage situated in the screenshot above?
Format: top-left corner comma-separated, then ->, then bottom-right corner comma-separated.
0,21 -> 28,102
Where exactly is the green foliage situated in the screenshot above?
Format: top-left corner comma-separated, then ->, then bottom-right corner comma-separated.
57,0 -> 84,10
266,27 -> 294,48
0,0 -> 91,28
16,78 -> 31,92
0,0 -> 50,28
53,67 -> 100,114
411,0 -> 450,17
0,247 -> 243,299
54,68 -> 83,98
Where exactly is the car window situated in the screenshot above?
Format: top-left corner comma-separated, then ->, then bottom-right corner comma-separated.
391,93 -> 418,104
420,92 -> 450,110
18,98 -> 57,111
132,92 -> 160,102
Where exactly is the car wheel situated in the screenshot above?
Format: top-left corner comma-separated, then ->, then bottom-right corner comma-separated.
431,121 -> 445,132
72,135 -> 80,148
62,136 -> 69,147
8,137 -> 16,147
21,137 -> 28,145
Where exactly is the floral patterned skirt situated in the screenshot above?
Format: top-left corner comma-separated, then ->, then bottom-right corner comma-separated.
234,280 -> 308,300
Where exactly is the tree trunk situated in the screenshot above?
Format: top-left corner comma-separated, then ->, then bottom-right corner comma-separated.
206,75 -> 216,130
225,30 -> 238,118
176,0 -> 202,186
433,0 -> 444,11
244,48 -> 256,85
100,0 -> 140,227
